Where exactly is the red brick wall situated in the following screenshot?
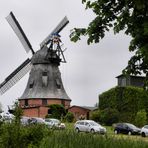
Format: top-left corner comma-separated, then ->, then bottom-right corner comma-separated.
19,98 -> 71,117
20,99 -> 71,107
68,106 -> 90,120
19,100 -> 24,106
47,99 -> 61,105
23,108 -> 39,117
19,99 -> 42,106
64,100 -> 71,109
22,106 -> 49,118
39,106 -> 49,118
29,99 -> 42,105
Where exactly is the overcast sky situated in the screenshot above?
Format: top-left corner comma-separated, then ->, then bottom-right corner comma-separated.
0,0 -> 132,111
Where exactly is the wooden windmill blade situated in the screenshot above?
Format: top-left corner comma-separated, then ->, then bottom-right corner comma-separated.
40,16 -> 69,48
0,58 -> 31,95
6,12 -> 34,54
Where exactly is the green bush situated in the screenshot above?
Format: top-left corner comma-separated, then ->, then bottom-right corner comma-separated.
90,110 -> 101,122
65,112 -> 74,122
135,109 -> 147,127
0,123 -> 51,148
0,101 -> 51,148
46,104 -> 66,120
99,108 -> 119,125
99,86 -> 148,123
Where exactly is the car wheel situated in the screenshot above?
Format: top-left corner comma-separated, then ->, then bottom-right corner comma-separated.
114,130 -> 118,134
128,131 -> 132,135
75,128 -> 79,133
90,129 -> 95,134
142,132 -> 146,137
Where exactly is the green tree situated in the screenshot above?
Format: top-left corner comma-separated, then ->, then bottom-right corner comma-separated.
90,110 -> 100,122
47,104 -> 66,120
65,112 -> 74,122
99,86 -> 148,122
135,109 -> 147,127
12,101 -> 23,124
70,0 -> 148,86
99,108 -> 119,126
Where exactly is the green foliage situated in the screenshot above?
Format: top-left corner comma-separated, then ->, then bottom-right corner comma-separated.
99,108 -> 119,126
135,109 -> 147,127
99,86 -> 148,123
90,109 -> 119,125
65,112 -> 74,122
0,123 -> 50,148
90,110 -> 100,122
47,104 -> 66,120
0,100 -> 51,148
13,101 -> 23,125
70,0 -> 148,85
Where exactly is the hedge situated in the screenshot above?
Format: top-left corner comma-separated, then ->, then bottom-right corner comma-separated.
99,86 -> 148,123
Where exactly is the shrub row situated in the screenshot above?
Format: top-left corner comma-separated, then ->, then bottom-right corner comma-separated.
97,86 -> 148,125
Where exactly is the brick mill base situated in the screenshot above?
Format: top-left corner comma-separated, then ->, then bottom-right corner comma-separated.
19,98 -> 71,118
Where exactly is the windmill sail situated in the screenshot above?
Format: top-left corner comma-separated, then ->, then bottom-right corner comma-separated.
0,58 -> 31,95
6,12 -> 34,54
40,16 -> 69,47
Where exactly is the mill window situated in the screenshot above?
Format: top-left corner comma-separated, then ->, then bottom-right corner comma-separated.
55,78 -> 61,89
25,100 -> 28,106
61,100 -> 65,106
42,71 -> 48,86
29,80 -> 34,89
42,99 -> 47,106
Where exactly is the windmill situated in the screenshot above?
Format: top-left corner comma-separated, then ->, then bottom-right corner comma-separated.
0,12 -> 71,117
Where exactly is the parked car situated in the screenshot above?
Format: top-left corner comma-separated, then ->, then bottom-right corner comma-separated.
114,123 -> 141,135
44,118 -> 66,129
74,120 -> 106,134
21,117 -> 45,125
29,117 -> 45,124
141,125 -> 148,137
21,116 -> 30,125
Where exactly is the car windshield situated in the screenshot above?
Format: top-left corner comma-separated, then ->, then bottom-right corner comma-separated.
37,119 -> 44,122
53,120 -> 59,124
126,123 -> 137,129
144,125 -> 148,129
89,121 -> 100,126
32,118 -> 45,123
45,119 -> 60,123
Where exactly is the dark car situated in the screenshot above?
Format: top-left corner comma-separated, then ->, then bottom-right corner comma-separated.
114,123 -> 141,135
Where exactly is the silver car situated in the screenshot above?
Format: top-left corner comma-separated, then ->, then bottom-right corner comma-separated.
21,116 -> 30,125
44,118 -> 65,129
29,117 -> 45,124
21,117 -> 45,125
141,125 -> 148,137
74,120 -> 106,134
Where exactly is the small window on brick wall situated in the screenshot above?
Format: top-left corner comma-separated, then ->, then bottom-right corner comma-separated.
25,100 -> 28,106
42,99 -> 47,106
61,100 -> 65,106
